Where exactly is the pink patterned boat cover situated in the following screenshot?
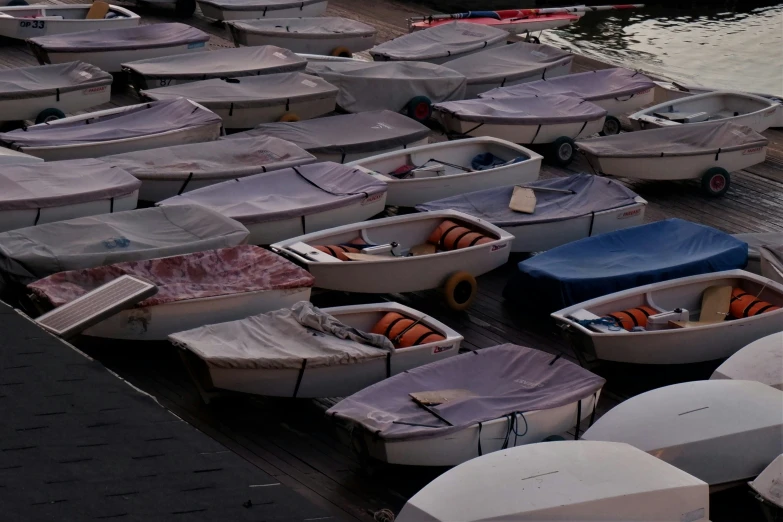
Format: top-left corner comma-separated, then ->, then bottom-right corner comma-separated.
28,245 -> 314,308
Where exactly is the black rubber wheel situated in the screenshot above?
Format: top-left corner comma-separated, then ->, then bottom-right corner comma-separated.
405,95 -> 432,123
443,271 -> 477,311
701,167 -> 730,197
527,35 -> 541,44
549,136 -> 576,167
174,0 -> 196,17
35,108 -> 66,124
7,0 -> 29,5
600,115 -> 621,136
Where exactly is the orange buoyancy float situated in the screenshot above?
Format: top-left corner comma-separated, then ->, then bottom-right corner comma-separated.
427,220 -> 493,251
314,238 -> 367,261
371,312 -> 446,348
605,306 -> 657,331
729,288 -> 780,318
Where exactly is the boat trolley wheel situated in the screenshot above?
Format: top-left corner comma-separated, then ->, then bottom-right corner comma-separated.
526,35 -> 541,44
35,108 -> 66,125
406,95 -> 432,123
600,115 -> 621,136
549,136 -> 576,167
7,0 -> 28,5
278,112 -> 300,122
330,46 -> 352,58
701,167 -> 730,197
443,271 -> 477,311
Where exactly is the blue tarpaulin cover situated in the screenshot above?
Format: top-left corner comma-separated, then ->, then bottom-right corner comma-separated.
503,218 -> 748,313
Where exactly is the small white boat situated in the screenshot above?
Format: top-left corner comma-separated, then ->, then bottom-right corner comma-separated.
577,122 -> 769,197
142,72 -> 338,129
733,232 -> 783,275
0,62 -> 112,124
28,23 -> 209,73
271,210 -> 513,310
761,245 -> 783,284
397,441 -> 710,522
327,344 -> 605,466
0,159 -> 140,233
28,245 -> 315,341
346,137 -> 542,207
711,333 -> 783,390
123,46 -> 307,90
749,454 -> 783,514
227,17 -> 376,57
170,301 -> 463,398
0,98 -> 222,161
583,380 -> 783,489
0,147 -> 42,165
553,270 -> 783,365
158,162 -> 388,245
102,135 -> 316,203
226,110 -> 430,164
197,0 -> 327,21
296,52 -> 369,63
630,91 -> 783,133
0,3 -> 139,41
434,94 -> 607,166
417,173 -> 647,253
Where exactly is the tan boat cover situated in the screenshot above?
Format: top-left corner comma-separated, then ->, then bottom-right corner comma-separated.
370,22 -> 507,61
228,17 -> 376,37
0,61 -> 111,101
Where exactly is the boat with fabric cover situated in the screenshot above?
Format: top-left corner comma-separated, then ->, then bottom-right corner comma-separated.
553,270 -> 783,364
749,455 -> 783,514
28,245 -> 315,340
711,333 -> 783,390
196,0 -> 326,21
122,46 -> 307,90
0,4 -> 139,41
0,98 -> 222,161
417,173 -> 647,252
327,344 -> 605,466
142,72 -> 338,129
28,23 -> 209,73
171,301 -> 462,398
761,245 -> 783,284
0,159 -> 140,233
0,148 -> 41,165
158,162 -> 387,245
733,232 -> 783,275
583,380 -> 783,488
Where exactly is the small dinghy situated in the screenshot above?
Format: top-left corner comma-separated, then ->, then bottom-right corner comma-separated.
0,159 -> 140,233
327,344 -> 605,466
761,244 -> 783,284
409,10 -> 582,34
630,91 -> 783,133
103,135 -> 315,202
397,441 -> 710,522
0,62 -> 112,125
370,22 -> 508,65
123,46 -> 307,90
553,270 -> 783,365
226,110 -> 429,164
157,162 -> 386,245
434,95 -> 607,166
749,454 -> 783,514
0,3 -> 139,41
442,42 -> 572,98
0,204 -> 249,290
271,210 -> 513,310
171,301 -> 462,398
0,98 -> 222,161
346,137 -> 541,207
711,333 -> 783,390
28,245 -> 314,340
306,61 -> 466,122
480,68 -> 656,135
227,17 -> 376,57
577,122 -> 769,197
733,232 -> 783,275
505,219 -> 748,317
583,380 -> 783,488
28,23 -> 209,73
197,0 -> 327,21
417,173 -> 646,252
142,72 -> 338,129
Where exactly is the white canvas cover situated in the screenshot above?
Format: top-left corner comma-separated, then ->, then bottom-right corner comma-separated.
370,22 -> 508,62
170,301 -> 394,369
0,205 -> 249,288
306,61 -> 466,113
142,72 -> 338,110
196,0 -> 324,11
228,17 -> 376,38
0,61 -> 112,101
443,42 -> 572,85
0,159 -> 140,211
434,95 -> 607,125
28,23 -> 208,53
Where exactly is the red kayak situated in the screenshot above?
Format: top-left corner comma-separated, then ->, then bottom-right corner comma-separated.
410,11 -> 582,34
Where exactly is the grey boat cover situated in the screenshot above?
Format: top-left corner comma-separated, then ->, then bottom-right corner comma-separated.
158,161 -> 387,225
417,174 -> 639,227
197,0 -> 325,11
761,245 -> 783,276
122,46 -> 306,81
29,23 -> 209,53
443,42 -> 572,85
370,22 -> 508,62
0,99 -> 221,149
0,204 -> 249,288
170,301 -> 394,370
434,95 -> 606,125
0,159 -> 140,211
102,135 -> 316,182
733,232 -> 783,259
327,344 -> 605,441
306,61 -> 466,113
142,72 -> 338,110
229,17 -> 376,38
577,122 -> 768,158
226,110 -> 430,159
479,67 -> 655,101
0,61 -> 112,102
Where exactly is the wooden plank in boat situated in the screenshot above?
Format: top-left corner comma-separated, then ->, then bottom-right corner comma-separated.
509,186 -> 536,213
410,243 -> 437,256
343,252 -> 394,262
409,389 -> 476,406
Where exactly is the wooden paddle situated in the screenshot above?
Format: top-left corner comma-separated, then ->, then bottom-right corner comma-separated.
509,186 -> 537,213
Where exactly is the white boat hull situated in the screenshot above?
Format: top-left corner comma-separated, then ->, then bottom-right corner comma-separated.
0,83 -> 110,123
749,454 -> 783,510
0,5 -> 139,40
198,0 -> 326,21
761,249 -> 783,284
437,111 -> 605,144
230,27 -> 375,57
464,60 -> 572,98
36,43 -> 208,73
711,332 -> 783,390
203,96 -> 336,129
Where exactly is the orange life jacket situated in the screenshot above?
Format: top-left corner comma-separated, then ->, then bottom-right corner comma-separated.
427,220 -> 493,251
371,312 -> 446,348
314,238 -> 367,261
729,288 -> 780,318
605,306 -> 657,331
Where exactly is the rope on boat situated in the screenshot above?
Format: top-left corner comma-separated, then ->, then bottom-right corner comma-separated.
372,508 -> 395,522
574,317 -> 622,331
